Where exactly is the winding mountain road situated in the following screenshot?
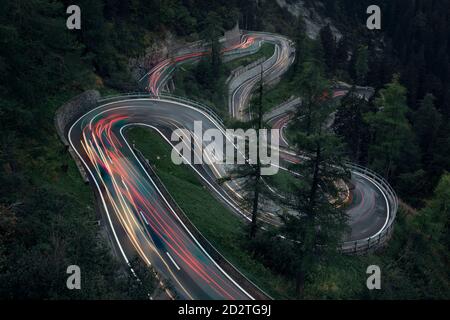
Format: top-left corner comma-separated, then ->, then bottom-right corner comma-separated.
65,31 -> 397,300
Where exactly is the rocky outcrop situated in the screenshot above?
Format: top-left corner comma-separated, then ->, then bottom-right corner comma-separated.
55,90 -> 101,183
55,90 -> 100,146
129,32 -> 203,83
276,0 -> 342,40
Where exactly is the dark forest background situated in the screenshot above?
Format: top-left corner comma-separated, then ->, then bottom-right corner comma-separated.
0,0 -> 448,299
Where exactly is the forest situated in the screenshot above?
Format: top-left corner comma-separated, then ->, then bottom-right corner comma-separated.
0,0 -> 448,299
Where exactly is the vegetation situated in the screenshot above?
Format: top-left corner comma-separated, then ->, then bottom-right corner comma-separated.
218,69 -> 269,239
173,1 -> 450,299
0,0 -> 278,300
248,56 -> 350,298
308,0 -> 450,205
333,87 -> 372,163
172,42 -> 275,117
365,75 -> 420,184
0,0 -> 448,299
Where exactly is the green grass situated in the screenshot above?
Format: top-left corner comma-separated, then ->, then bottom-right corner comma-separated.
265,168 -> 302,195
126,127 -> 295,299
226,42 -> 275,71
261,75 -> 297,112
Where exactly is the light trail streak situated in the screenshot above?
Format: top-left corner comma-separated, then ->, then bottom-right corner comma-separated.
79,112 -> 252,300
147,35 -> 257,96
67,29 -> 393,300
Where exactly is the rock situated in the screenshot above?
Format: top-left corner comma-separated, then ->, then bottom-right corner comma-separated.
276,0 -> 342,40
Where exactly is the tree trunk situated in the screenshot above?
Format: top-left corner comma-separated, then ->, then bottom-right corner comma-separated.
249,66 -> 264,239
250,179 -> 260,238
308,142 -> 321,210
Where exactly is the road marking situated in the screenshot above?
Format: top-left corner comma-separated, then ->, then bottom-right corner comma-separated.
119,124 -> 256,299
166,252 -> 181,271
140,211 -> 150,225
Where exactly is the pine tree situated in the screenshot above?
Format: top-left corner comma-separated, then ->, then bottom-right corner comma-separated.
319,24 -> 336,75
219,68 -> 268,239
416,173 -> 450,247
292,16 -> 307,77
197,11 -> 224,91
413,94 -> 442,162
365,75 -> 419,180
333,87 -> 371,163
283,130 -> 348,296
282,65 -> 349,296
354,45 -> 369,85
294,61 -> 333,135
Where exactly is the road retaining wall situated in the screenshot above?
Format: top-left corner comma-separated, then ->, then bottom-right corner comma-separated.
55,90 -> 100,182
55,90 -> 101,146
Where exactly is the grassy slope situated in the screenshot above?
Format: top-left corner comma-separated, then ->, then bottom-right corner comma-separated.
226,42 -> 276,71
261,75 -> 297,112
127,127 -> 294,299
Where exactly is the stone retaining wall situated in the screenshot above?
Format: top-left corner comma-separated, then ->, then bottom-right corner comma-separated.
54,90 -> 100,146
55,90 -> 100,182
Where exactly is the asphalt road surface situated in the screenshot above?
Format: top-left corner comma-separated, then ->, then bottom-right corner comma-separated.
69,99 -> 255,300
66,31 -> 395,299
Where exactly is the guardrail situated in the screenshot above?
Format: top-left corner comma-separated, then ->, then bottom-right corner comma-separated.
341,163 -> 399,254
148,45 -> 263,95
241,30 -> 293,43
98,93 -> 397,255
97,92 -> 225,128
159,93 -> 225,126
228,43 -> 279,97
280,143 -> 398,254
223,42 -> 263,58
137,37 -> 265,95
227,57 -> 266,82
